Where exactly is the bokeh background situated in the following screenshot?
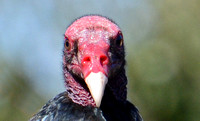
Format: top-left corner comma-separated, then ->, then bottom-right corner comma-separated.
0,0 -> 199,121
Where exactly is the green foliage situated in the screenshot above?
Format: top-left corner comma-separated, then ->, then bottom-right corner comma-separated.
127,1 -> 200,121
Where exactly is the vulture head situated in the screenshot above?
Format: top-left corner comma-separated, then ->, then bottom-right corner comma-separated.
63,15 -> 127,107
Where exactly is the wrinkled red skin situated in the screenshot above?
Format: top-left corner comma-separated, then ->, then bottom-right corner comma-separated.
63,15 -> 126,107
80,42 -> 109,77
65,16 -> 120,79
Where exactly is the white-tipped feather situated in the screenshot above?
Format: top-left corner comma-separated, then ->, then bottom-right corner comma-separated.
85,72 -> 108,107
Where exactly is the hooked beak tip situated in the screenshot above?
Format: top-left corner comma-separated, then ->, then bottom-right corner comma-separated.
85,72 -> 108,107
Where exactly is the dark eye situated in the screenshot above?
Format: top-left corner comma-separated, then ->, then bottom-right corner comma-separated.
65,38 -> 71,51
115,32 -> 123,47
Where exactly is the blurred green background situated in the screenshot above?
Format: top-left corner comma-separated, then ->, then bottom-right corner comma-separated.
0,0 -> 199,121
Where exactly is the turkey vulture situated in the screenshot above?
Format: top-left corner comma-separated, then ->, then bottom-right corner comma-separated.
30,15 -> 142,121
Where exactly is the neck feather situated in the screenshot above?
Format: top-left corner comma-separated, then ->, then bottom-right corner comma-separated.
107,67 -> 127,102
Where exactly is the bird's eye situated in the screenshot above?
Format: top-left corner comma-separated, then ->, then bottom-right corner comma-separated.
115,32 -> 123,47
65,38 -> 71,51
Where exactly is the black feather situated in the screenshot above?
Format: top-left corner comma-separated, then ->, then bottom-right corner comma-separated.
30,92 -> 142,121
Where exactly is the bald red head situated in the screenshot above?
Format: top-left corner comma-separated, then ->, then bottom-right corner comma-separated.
65,16 -> 120,41
63,15 -> 126,107
64,15 -> 121,78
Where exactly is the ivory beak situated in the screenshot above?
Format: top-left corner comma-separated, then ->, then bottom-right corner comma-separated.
85,72 -> 108,107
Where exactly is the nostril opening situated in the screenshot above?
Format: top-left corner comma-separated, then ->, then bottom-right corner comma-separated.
100,55 -> 108,65
82,56 -> 91,66
83,57 -> 91,62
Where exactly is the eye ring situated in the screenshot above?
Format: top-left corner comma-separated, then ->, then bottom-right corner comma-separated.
65,38 -> 71,51
115,32 -> 123,47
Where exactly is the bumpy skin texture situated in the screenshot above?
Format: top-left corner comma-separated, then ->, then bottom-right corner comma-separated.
30,15 -> 142,121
